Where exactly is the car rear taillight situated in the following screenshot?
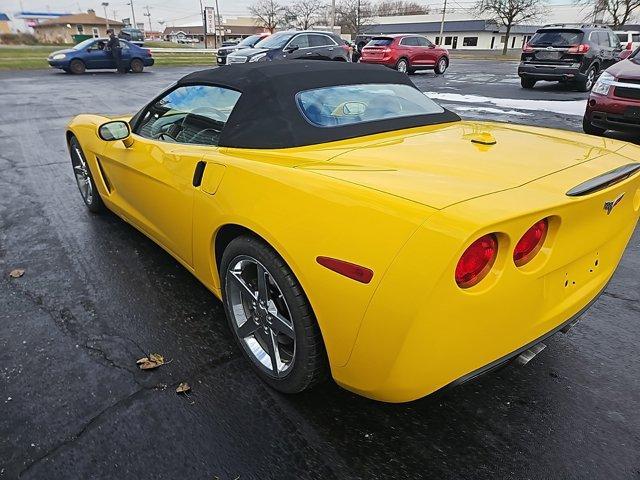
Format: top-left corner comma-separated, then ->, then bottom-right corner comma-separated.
513,218 -> 548,267
568,43 -> 590,54
145,49 -> 152,57
523,43 -> 534,53
342,43 -> 351,52
455,234 -> 498,288
627,41 -> 633,50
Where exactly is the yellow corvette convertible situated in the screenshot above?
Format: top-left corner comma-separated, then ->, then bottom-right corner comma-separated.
66,62 -> 640,402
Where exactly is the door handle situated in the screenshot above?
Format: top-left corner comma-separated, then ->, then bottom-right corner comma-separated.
306,52 -> 313,55
328,47 -> 334,51
192,161 -> 206,187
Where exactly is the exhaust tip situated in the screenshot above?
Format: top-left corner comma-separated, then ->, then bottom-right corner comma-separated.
515,342 -> 546,366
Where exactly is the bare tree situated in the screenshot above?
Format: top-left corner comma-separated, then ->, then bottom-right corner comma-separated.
335,0 -> 375,35
476,0 -> 546,55
249,0 -> 286,33
285,0 -> 325,29
377,0 -> 429,16
589,0 -> 640,26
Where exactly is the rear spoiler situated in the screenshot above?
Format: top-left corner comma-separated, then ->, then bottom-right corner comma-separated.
566,163 -> 640,196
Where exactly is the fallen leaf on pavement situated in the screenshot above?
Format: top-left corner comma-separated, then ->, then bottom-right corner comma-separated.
136,353 -> 166,370
176,382 -> 191,394
9,269 -> 25,278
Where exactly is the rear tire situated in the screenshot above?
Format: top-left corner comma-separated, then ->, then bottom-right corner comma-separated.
69,59 -> 85,74
221,235 -> 327,394
130,58 -> 144,73
577,66 -> 596,92
396,58 -> 409,74
521,77 -> 536,89
435,56 -> 448,74
582,115 -> 606,136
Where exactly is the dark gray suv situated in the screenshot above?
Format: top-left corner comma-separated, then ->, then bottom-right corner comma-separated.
518,24 -> 622,91
226,30 -> 351,64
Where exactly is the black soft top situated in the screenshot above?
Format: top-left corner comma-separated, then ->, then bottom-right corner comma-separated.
177,61 -> 460,149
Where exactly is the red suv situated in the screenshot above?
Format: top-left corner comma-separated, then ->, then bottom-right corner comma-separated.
359,34 -> 449,75
583,48 -> 640,135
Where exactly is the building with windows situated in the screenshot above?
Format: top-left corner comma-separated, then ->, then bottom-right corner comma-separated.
32,10 -> 123,44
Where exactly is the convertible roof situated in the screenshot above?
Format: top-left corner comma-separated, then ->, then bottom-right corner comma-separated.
177,61 -> 460,149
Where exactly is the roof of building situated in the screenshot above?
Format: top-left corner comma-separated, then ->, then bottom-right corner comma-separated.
163,25 -> 265,36
364,19 -> 539,35
35,12 -> 123,28
0,13 -> 10,21
166,61 -> 458,149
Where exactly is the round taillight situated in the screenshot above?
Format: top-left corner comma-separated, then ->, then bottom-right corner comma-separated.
513,218 -> 548,267
455,234 -> 498,288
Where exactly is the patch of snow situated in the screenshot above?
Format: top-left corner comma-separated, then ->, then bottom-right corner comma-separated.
448,105 -> 532,116
424,92 -> 587,116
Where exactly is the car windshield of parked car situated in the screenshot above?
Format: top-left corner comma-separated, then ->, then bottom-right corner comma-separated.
255,32 -> 295,49
529,30 -> 583,47
238,34 -> 263,47
367,37 -> 393,46
137,85 -> 241,146
296,84 -> 444,127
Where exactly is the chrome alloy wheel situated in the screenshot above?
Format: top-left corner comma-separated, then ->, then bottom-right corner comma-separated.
70,141 -> 94,205
585,69 -> 596,90
225,255 -> 296,378
396,59 -> 408,73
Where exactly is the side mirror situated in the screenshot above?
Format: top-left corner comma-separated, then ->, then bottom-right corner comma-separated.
428,44 -> 436,49
98,120 -> 133,147
285,45 -> 299,53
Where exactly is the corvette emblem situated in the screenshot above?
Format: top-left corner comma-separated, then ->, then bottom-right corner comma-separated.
603,193 -> 624,215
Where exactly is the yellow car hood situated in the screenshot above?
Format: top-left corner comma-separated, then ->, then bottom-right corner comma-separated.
298,121 -> 630,209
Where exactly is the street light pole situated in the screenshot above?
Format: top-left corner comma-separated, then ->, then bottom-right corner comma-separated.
102,2 -> 110,30
144,5 -> 152,34
128,0 -> 137,28
199,0 -> 207,49
438,0 -> 447,46
215,0 -> 221,48
330,0 -> 335,30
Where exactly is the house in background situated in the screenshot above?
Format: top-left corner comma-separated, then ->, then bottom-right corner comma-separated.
32,9 -> 123,44
0,13 -> 11,34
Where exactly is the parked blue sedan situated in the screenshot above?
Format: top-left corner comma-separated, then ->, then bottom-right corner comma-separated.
47,38 -> 154,74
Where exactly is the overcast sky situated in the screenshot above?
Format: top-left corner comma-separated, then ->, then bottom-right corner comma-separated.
7,0 -> 571,30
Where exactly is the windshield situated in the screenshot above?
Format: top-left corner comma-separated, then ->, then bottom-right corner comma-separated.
73,39 -> 97,50
296,84 -> 444,127
367,38 -> 393,47
255,32 -> 294,49
238,34 -> 264,47
530,30 -> 583,46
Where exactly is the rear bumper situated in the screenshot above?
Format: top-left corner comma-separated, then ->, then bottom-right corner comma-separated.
359,58 -> 396,68
144,58 -> 154,66
333,164 -> 640,403
518,62 -> 584,81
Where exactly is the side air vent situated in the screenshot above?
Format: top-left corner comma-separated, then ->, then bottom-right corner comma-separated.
566,163 -> 640,197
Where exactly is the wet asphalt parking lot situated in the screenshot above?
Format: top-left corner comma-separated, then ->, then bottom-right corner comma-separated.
1,60 -> 639,480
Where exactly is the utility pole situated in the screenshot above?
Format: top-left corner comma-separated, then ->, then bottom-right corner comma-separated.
144,5 -> 152,33
356,0 -> 360,34
102,2 -> 110,30
128,0 -> 137,28
199,0 -> 207,49
215,0 -> 221,48
330,0 -> 335,30
438,0 -> 447,46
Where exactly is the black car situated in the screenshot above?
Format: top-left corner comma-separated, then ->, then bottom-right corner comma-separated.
226,30 -> 351,64
118,28 -> 144,46
352,34 -> 374,62
518,24 -> 622,91
216,33 -> 270,65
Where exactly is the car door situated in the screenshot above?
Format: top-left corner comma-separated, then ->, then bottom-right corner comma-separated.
399,36 -> 417,64
283,33 -> 311,60
607,31 -> 623,67
308,33 -> 338,60
417,36 -> 438,66
98,84 -> 241,266
119,41 -> 133,67
84,40 -> 112,69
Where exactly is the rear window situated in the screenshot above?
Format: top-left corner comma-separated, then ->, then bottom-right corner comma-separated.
617,33 -> 628,42
530,30 -> 583,47
367,37 -> 393,47
296,83 -> 444,127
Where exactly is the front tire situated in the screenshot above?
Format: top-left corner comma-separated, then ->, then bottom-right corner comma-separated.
68,136 -> 105,213
582,115 -> 606,136
69,59 -> 85,74
221,235 -> 326,394
435,56 -> 448,74
130,58 -> 144,73
396,58 -> 409,74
